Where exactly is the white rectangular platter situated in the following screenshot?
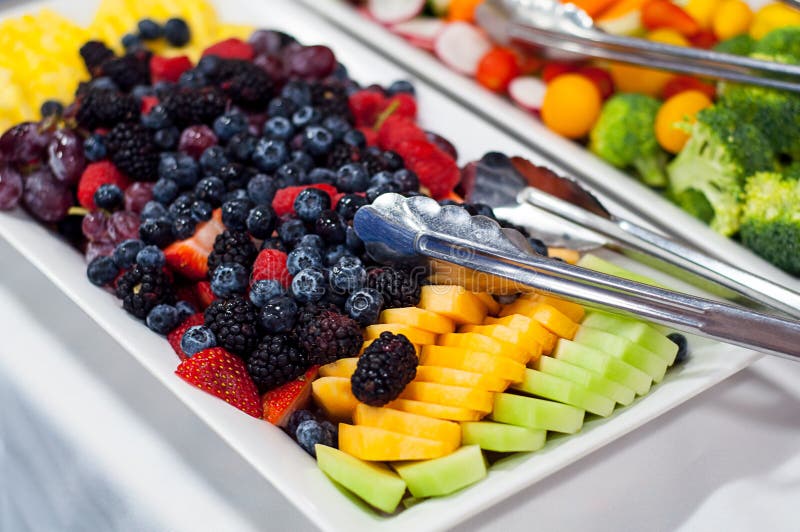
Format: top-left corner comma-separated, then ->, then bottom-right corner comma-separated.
302,0 -> 800,292
0,0 -> 760,530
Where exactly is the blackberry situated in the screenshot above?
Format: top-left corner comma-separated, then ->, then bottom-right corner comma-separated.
99,50 -> 152,92
326,142 -> 359,169
360,148 -> 391,177
204,295 -> 260,357
207,230 -> 257,273
310,82 -> 353,123
105,123 -> 159,181
295,304 -> 363,365
115,264 -> 176,319
351,332 -> 418,406
247,334 -> 308,393
162,87 -> 227,128
206,59 -> 274,109
79,41 -> 115,74
76,89 -> 138,130
366,266 -> 422,309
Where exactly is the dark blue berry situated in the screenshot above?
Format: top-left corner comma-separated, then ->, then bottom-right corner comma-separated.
139,218 -> 175,247
298,234 -> 324,250
154,81 -> 176,98
132,85 -> 155,100
190,200 -> 213,222
305,167 -> 336,185
136,245 -> 165,269
87,256 -> 119,286
211,263 -> 249,297
303,126 -> 334,156
94,184 -> 123,210
199,146 -> 228,175
382,150 -> 404,171
122,33 -> 143,51
90,77 -> 118,91
388,79 -> 415,95
168,193 -> 194,218
292,106 -> 321,129
324,244 -> 349,266
345,226 -> 364,254
281,81 -> 311,107
83,134 -> 107,161
366,185 -> 392,202
329,256 -> 365,293
146,304 -> 179,334
194,176 -> 226,205
294,188 -> 331,223
369,170 -> 398,190
295,419 -> 335,457
226,133 -> 257,162
181,325 -> 216,356
137,18 -> 163,40
153,178 -> 179,205
221,199 -> 251,231
253,138 -> 289,172
178,69 -> 206,89
342,129 -> 366,148
172,215 -> 196,240
466,203 -> 495,218
345,288 -> 383,325
332,62 -> 349,81
261,237 -> 286,252
247,174 -> 277,205
335,193 -> 367,221
213,112 -> 248,143
278,218 -> 307,247
175,300 -> 196,321
322,115 -> 351,140
154,127 -> 180,150
113,239 -> 144,269
275,162 -> 305,187
246,205 -> 277,239
335,163 -> 369,193
263,116 -> 294,141
267,97 -> 297,118
259,295 -> 298,333
287,246 -> 323,275
40,100 -> 63,118
392,168 -> 419,192
164,17 -> 190,47
160,152 -> 199,188
142,105 -> 172,129
290,150 -> 314,172
249,279 -> 286,308
197,55 -> 220,75
291,268 -> 326,303
668,333 -> 689,364
141,201 -> 171,221
315,210 -> 346,244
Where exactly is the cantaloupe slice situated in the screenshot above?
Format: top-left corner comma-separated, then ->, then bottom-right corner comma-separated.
353,404 -> 461,447
438,332 -> 532,364
338,424 -> 456,461
380,307 -> 456,334
420,345 -> 526,383
365,323 -> 437,345
312,376 -> 359,421
387,398 -> 484,421
419,285 -> 487,324
458,324 -> 542,358
519,293 -> 586,323
399,381 -> 495,413
484,314 -> 557,354
472,292 -> 501,315
319,357 -> 359,378
415,365 -> 508,392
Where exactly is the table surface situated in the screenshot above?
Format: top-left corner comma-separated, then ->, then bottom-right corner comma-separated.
2,236 -> 799,532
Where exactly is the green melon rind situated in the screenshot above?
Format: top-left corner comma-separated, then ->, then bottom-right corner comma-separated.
393,445 -> 487,499
461,421 -> 547,452
511,369 -> 615,417
537,355 -> 635,406
554,339 -> 652,396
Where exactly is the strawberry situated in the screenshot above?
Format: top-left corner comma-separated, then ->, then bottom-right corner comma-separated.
348,90 -> 387,127
271,183 -> 338,217
176,347 -> 262,418
251,249 -> 291,287
150,55 -> 193,84
77,161 -> 131,210
395,139 -> 460,199
167,313 -> 205,360
140,96 -> 160,115
202,38 -> 254,60
193,280 -> 216,309
164,209 -> 224,280
262,366 -> 319,426
377,114 -> 428,152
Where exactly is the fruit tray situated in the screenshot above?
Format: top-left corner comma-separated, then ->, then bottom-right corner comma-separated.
0,0 -> 760,530
302,0 -> 800,291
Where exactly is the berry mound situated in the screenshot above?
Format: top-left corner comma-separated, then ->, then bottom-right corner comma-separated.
366,266 -> 423,309
351,331 -> 418,406
115,264 -> 176,319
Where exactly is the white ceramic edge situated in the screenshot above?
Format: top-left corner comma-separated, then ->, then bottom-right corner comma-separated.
302,0 -> 800,291
0,1 -> 761,530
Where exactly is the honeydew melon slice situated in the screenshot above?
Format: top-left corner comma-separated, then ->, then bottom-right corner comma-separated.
554,340 -> 652,396
582,311 -> 678,365
315,444 -> 406,514
339,424 -> 456,461
380,307 -> 456,334
511,368 -> 615,417
536,355 -> 635,406
574,326 -> 668,382
461,421 -> 546,452
491,392 -> 584,434
393,445 -> 487,498
353,404 -> 461,447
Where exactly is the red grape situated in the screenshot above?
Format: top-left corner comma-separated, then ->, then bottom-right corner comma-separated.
0,122 -> 52,164
178,125 -> 217,159
22,167 -> 73,222
248,30 -> 284,56
82,210 -> 110,242
285,45 -> 336,79
254,54 -> 286,84
48,129 -> 86,185
124,182 -> 155,213
0,163 -> 23,210
108,210 -> 141,243
86,240 -> 115,263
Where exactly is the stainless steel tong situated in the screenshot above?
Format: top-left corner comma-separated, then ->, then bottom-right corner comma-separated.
477,0 -> 800,93
353,193 -> 800,361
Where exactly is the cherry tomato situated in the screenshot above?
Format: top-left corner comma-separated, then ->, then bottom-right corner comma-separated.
476,48 -> 521,92
662,75 -> 717,100
577,66 -> 615,100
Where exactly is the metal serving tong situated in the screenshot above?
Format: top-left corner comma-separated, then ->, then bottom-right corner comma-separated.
353,193 -> 800,361
477,0 -> 800,93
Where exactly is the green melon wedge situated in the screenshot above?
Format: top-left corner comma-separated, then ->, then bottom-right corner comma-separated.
573,326 -> 668,382
461,421 -> 546,452
393,445 -> 487,499
511,368 -> 615,417
582,311 -> 678,364
491,392 -> 585,434
554,339 -> 652,396
315,445 -> 406,514
536,355 -> 635,406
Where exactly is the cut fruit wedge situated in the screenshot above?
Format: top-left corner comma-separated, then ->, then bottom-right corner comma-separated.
319,357 -> 359,378
419,285 -> 487,324
508,76 -> 547,112
387,398 -> 484,421
461,421 -> 546,453
393,445 -> 487,498
354,404 -> 461,447
315,445 -> 406,514
511,369 -> 615,417
365,323 -> 437,345
420,345 -> 526,383
312,376 -> 359,421
415,365 -> 508,392
390,17 -> 445,51
536,355 -> 635,406
506,302 -> 579,340
380,307 -> 455,334
368,0 -> 426,24
484,314 -> 557,354
574,327 -> 668,383
339,423 -> 456,461
582,311 -> 678,364
519,294 -> 586,323
399,381 -> 495,412
458,324 -> 542,357
554,339 -> 652,396
492,392 -> 585,434
434,21 -> 493,76
473,292 -> 501,315
438,332 -> 532,364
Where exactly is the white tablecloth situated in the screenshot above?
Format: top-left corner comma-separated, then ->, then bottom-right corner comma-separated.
2,236 -> 799,532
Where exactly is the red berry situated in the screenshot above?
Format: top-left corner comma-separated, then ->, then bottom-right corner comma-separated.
163,209 -> 225,280
140,96 -> 160,115
262,366 -> 319,426
150,55 -> 193,84
271,184 -> 337,217
193,280 -> 217,309
377,114 -> 428,153
348,90 -> 387,127
77,161 -> 131,210
202,38 -> 254,60
386,93 -> 417,119
251,249 -> 291,287
167,313 -> 205,360
175,347 -> 262,418
394,140 -> 460,199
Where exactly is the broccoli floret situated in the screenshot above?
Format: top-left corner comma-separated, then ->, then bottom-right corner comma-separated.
713,34 -> 755,56
752,26 -> 800,61
786,161 -> 800,180
740,171 -> 800,274
667,106 -> 777,236
589,93 -> 668,187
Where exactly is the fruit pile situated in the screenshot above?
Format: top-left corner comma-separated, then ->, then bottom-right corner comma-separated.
349,0 -> 800,276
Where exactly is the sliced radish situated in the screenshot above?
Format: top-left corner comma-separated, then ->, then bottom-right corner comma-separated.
434,22 -> 493,76
508,76 -> 547,113
391,17 -> 445,51
368,0 -> 426,25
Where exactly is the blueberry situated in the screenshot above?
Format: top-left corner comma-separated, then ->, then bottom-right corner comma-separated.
331,62 -> 349,81
139,218 -> 174,247
291,106 -> 321,129
335,163 -> 369,193
329,256 -> 365,293
295,419 -> 335,457
668,333 -> 689,364
342,129 -> 366,148
210,263 -> 249,297
278,218 -> 307,247
287,410 -> 318,438
146,304 -> 179,334
369,170 -> 397,190
281,81 -> 312,107
225,189 -> 250,204
172,215 -> 196,240
290,150 -> 314,172
132,85 -> 155,100
291,267 -> 326,303
40,100 -> 63,118
90,77 -> 118,91
275,162 -> 305,187
263,116 -> 295,141
113,239 -> 144,269
383,150 -> 404,171
154,81 -> 176,98
164,17 -> 191,47
249,279 -> 286,308
366,185 -> 392,202
246,205 -> 277,239
392,168 -> 419,192
178,69 -> 207,89
175,300 -> 196,321
94,184 -> 123,210
141,201 -> 171,221
122,33 -> 143,51
226,133 -> 257,162
335,193 -> 367,221
345,288 -> 384,325
197,55 -> 221,75
160,152 -> 199,188
136,245 -> 166,269
303,126 -> 334,156
315,210 -> 346,244
345,226 -> 364,254
294,188 -> 331,223
324,244 -> 349,266
194,176 -> 226,205
528,237 -> 548,256
253,138 -> 289,172
298,234 -> 324,250
137,18 -> 163,40
322,115 -> 351,140
153,178 -> 179,205
213,112 -> 248,143
247,174 -> 278,205
87,256 -> 119,286
190,200 -> 213,222
221,199 -> 251,231
180,325 -> 217,356
154,127 -> 180,150
466,203 -> 496,219
305,167 -> 336,185
142,104 -> 172,129
287,246 -> 324,275
259,295 -> 298,333
83,134 -> 107,161
199,146 -> 229,174
169,193 -> 195,218
218,162 -> 248,190
387,79 -> 415,95
261,237 -> 287,252
267,96 -> 298,118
